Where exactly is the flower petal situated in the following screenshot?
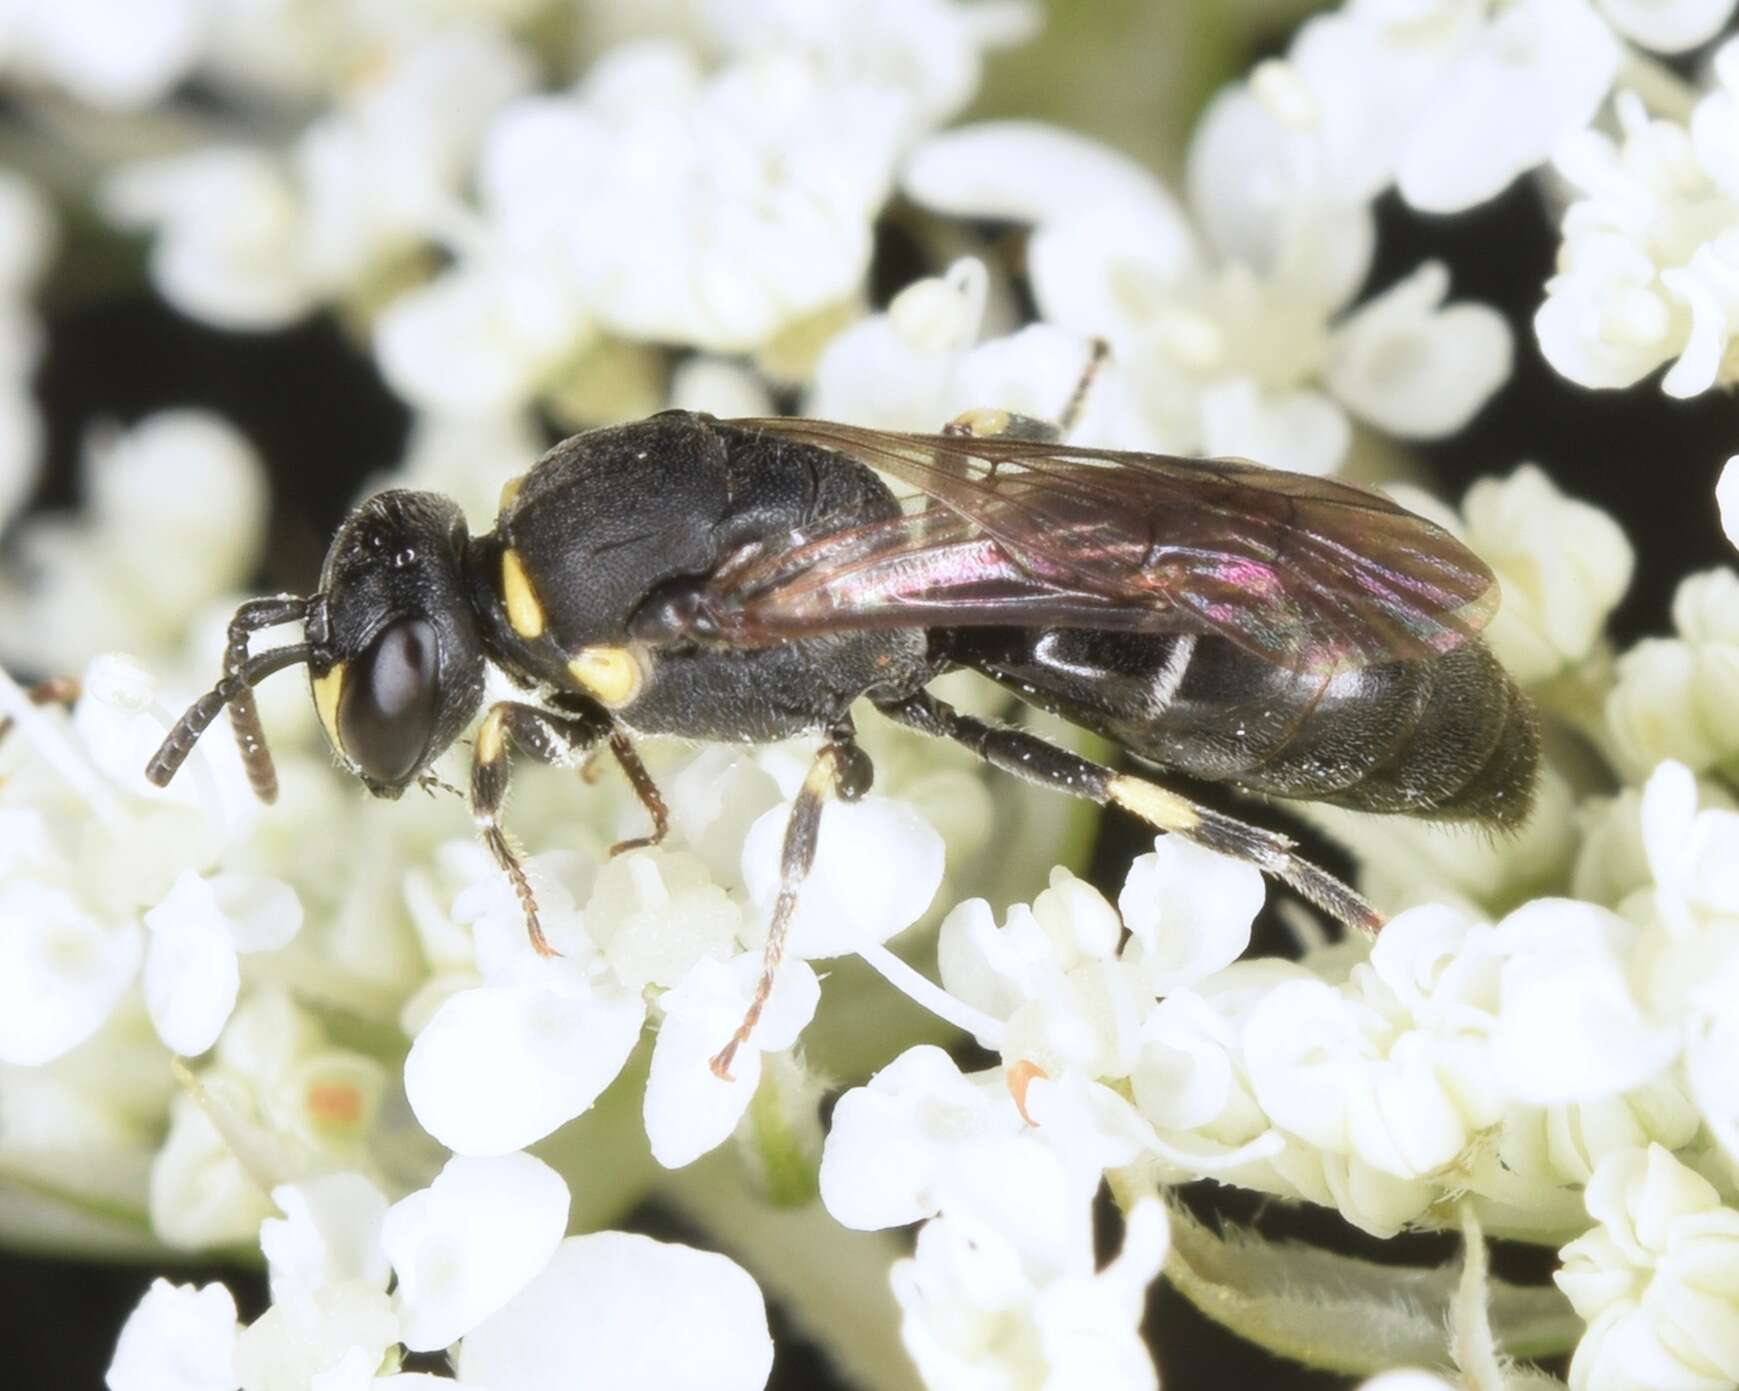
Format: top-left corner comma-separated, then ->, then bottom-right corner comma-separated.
643,954 -> 821,1169
904,121 -> 1190,240
143,879 -> 241,1058
1118,837 -> 1261,993
741,794 -> 943,958
404,982 -> 645,1155
384,1153 -> 570,1353
107,1279 -> 239,1391
261,1173 -> 391,1304
1326,263 -> 1512,439
457,1233 -> 773,1391
0,880 -> 141,1066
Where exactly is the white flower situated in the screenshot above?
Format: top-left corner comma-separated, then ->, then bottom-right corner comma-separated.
1720,456 -> 1739,552
233,1280 -> 398,1391
1607,570 -> 1739,779
820,1045 -> 1069,1234
585,848 -> 740,992
260,1173 -> 391,1304
1321,262 -> 1512,438
906,120 -> 1510,473
2,0 -> 214,111
892,1200 -> 1167,1391
1119,837 -> 1262,994
937,867 -> 1144,1074
456,1232 -> 774,1391
808,258 -> 1130,444
143,871 -> 303,1056
1538,50 -> 1739,399
404,955 -> 646,1156
382,1152 -> 569,1353
1356,1375 -> 1457,1391
107,1278 -> 239,1391
1285,0 -> 1621,213
0,411 -> 268,674
1557,1145 -> 1739,1391
1598,0 -> 1739,49
643,951 -> 819,1168
1175,903 -> 1524,1224
104,30 -> 533,330
101,149 -> 310,331
382,31 -> 924,412
148,992 -> 389,1248
1490,898 -> 1677,1104
1388,466 -> 1633,686
0,879 -> 142,1066
1465,466 -> 1632,683
740,792 -> 943,959
149,1082 -> 277,1251
700,0 -> 1039,132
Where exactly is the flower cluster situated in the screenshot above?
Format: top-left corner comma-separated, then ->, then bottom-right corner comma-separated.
875,117 -> 1512,475
109,1156 -> 775,1391
2,1 -> 1739,1389
1539,42 -> 1739,398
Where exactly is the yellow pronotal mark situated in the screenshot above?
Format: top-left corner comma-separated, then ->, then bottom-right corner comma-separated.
501,548 -> 545,639
476,706 -> 507,764
949,407 -> 1011,438
498,473 -> 526,514
1107,774 -> 1200,833
311,663 -> 346,754
567,645 -> 643,708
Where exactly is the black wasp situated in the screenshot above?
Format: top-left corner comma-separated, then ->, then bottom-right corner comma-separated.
147,395 -> 1537,1076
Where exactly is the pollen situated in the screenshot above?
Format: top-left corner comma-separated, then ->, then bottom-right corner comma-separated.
305,1080 -> 362,1126
1006,1060 -> 1048,1125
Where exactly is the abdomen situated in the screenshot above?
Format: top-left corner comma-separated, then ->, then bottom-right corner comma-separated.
942,627 -> 1538,826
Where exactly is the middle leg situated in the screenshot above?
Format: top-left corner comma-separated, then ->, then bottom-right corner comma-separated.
605,732 -> 671,856
710,717 -> 874,1079
877,689 -> 1382,935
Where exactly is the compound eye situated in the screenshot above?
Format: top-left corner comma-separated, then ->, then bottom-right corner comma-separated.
339,617 -> 440,785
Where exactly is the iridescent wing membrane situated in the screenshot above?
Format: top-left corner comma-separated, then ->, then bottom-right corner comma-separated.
712,419 -> 1498,675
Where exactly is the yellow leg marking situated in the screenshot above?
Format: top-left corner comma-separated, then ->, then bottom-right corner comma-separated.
567,645 -> 644,708
498,473 -> 526,514
311,663 -> 347,757
947,407 -> 1011,438
1107,774 -> 1201,832
476,707 -> 507,764
501,548 -> 546,639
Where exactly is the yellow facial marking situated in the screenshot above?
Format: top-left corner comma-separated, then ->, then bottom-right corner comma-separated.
501,548 -> 545,639
476,706 -> 507,764
1107,774 -> 1200,833
949,407 -> 1011,438
567,645 -> 644,708
498,473 -> 525,514
311,663 -> 347,755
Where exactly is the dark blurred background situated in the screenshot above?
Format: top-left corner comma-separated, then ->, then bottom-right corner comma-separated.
5,4 -> 1737,1388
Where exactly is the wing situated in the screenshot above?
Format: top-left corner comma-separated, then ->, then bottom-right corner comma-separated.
706,419 -> 1499,673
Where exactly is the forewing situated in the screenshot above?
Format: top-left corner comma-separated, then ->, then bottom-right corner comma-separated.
718,419 -> 1499,671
